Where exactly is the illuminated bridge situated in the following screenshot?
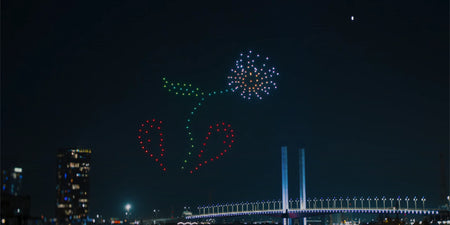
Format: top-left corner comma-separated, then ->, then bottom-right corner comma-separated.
186,147 -> 442,222
187,197 -> 439,219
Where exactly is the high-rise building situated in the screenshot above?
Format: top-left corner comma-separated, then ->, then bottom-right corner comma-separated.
1,166 -> 31,225
2,167 -> 23,196
56,148 -> 91,225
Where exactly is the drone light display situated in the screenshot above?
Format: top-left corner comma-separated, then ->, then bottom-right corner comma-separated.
137,119 -> 167,171
188,122 -> 235,174
228,50 -> 279,100
139,50 -> 279,173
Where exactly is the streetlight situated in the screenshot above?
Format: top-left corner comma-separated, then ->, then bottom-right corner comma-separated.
346,197 -> 350,209
339,197 -> 344,209
413,197 -> 418,210
307,198 -> 311,209
332,197 -> 337,208
320,198 -> 324,209
367,197 -> 371,208
326,198 -> 330,209
382,196 -> 386,209
405,196 -> 410,210
360,197 -> 364,209
125,204 -> 131,220
353,197 -> 357,209
153,209 -> 159,218
389,198 -> 394,208
295,198 -> 300,209
374,197 -> 379,209
313,198 -> 317,209
421,197 -> 426,210
397,196 -> 401,209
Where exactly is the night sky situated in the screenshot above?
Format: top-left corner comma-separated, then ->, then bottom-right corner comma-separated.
2,0 -> 448,219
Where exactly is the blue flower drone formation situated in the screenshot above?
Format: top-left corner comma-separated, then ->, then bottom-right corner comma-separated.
228,50 -> 279,100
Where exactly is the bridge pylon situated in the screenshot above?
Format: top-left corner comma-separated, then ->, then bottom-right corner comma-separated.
281,147 -> 307,225
281,147 -> 291,225
299,148 -> 306,225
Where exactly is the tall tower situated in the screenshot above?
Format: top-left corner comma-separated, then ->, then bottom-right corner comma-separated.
56,148 -> 91,225
281,147 -> 291,225
299,149 -> 306,225
281,147 -> 307,225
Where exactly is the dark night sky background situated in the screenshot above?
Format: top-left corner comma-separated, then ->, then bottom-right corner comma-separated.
1,0 -> 448,219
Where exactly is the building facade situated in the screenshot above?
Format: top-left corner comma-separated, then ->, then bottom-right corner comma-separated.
2,167 -> 23,196
1,166 -> 31,225
56,148 -> 91,224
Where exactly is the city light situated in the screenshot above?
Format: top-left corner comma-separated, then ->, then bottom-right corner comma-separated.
125,204 -> 131,212
2,2 -> 445,225
187,196 -> 439,220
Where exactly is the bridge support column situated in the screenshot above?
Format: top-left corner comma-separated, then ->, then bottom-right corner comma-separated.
299,148 -> 307,225
281,147 -> 291,225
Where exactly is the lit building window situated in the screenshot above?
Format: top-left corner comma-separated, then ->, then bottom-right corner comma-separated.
69,162 -> 80,168
56,148 -> 91,222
